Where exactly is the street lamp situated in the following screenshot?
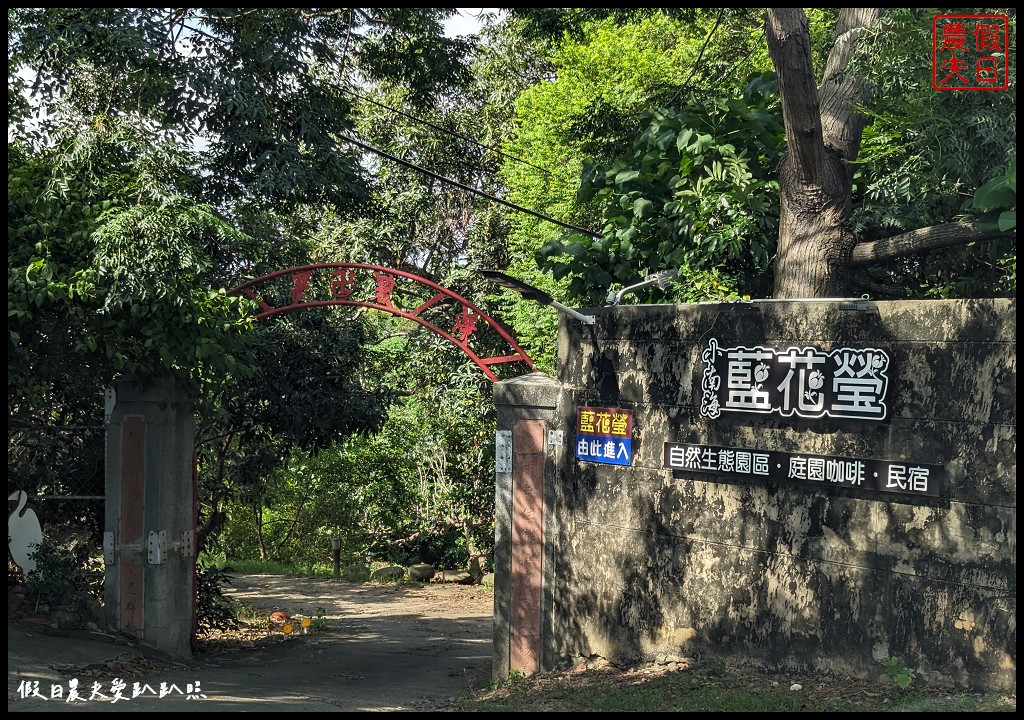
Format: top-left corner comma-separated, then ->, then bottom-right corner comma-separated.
606,269 -> 679,305
480,270 -> 596,325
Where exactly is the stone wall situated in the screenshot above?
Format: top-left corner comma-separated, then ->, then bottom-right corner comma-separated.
495,298 -> 1015,692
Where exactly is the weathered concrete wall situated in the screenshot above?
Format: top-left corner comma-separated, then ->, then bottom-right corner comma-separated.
522,298 -> 1014,692
104,379 -> 196,659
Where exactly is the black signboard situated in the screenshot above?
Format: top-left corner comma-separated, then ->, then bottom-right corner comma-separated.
664,442 -> 944,498
699,338 -> 892,421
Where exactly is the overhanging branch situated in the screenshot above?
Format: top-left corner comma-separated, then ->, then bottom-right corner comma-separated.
850,275 -> 911,298
849,221 -> 1014,267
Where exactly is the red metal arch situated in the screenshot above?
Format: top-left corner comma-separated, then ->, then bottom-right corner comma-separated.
228,263 -> 533,382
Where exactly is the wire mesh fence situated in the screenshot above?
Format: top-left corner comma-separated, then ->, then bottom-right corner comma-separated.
8,421 -> 105,499
8,421 -> 106,581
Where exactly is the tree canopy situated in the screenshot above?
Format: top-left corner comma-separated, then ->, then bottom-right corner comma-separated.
8,7 -> 522,572
7,7 -> 1016,575
502,8 -> 1015,302
7,7 -> 485,561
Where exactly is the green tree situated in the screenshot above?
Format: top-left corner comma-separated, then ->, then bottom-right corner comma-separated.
7,115 -> 256,443
388,344 -> 499,577
292,66 -> 526,573
9,8 -> 473,215
215,319 -> 504,574
504,8 -> 1015,301
536,74 -> 785,304
487,9 -> 784,329
766,8 -> 1007,297
8,8 -> 481,558
194,310 -> 392,553
844,8 -> 1016,298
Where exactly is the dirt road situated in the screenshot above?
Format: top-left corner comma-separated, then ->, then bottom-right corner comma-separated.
9,574 -> 495,712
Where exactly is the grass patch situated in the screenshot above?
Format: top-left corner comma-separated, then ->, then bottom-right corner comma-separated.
445,658 -> 1017,713
219,558 -> 335,578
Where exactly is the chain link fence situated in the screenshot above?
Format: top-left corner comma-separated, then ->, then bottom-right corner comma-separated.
8,421 -> 105,582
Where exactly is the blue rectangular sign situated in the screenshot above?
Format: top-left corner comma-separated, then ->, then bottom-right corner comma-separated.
576,406 -> 634,466
576,436 -> 633,465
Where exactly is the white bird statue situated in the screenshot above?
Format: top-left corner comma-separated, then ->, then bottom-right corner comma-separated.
8,490 -> 43,577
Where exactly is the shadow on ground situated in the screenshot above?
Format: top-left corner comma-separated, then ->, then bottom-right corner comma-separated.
9,574 -> 494,712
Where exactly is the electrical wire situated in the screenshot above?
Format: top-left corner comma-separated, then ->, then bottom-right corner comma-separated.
345,87 -> 552,176
341,8 -> 724,241
338,132 -> 601,239
683,8 -> 726,90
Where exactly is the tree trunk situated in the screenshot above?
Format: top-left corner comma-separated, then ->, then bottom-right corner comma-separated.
766,8 -> 883,298
774,154 -> 857,298
254,503 -> 268,561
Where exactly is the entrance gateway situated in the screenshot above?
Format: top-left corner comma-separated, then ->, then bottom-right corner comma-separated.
93,283 -> 1020,690
229,263 -> 534,381
101,264 -> 538,658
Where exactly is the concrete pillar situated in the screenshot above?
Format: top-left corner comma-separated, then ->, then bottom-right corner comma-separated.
104,379 -> 195,659
492,372 -> 564,680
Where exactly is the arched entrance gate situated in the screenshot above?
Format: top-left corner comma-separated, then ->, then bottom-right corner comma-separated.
102,264 -> 535,659
230,262 -> 534,381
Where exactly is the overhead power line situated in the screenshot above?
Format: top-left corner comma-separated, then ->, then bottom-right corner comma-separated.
338,132 -> 601,240
344,87 -> 552,176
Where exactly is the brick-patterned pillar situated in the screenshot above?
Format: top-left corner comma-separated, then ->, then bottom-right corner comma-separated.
493,372 -> 564,680
510,418 -> 545,674
104,379 -> 195,659
117,416 -> 146,636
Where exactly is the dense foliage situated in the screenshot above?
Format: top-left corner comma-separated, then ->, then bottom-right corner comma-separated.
846,7 -> 1016,298
512,8 -> 1015,302
8,8 -> 491,579
537,74 -> 784,304
8,8 -> 1016,596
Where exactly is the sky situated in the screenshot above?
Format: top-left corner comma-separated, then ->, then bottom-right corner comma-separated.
443,8 -> 504,38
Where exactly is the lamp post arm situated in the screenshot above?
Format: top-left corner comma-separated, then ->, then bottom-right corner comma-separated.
549,300 -> 595,325
607,269 -> 679,305
481,269 -> 595,324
